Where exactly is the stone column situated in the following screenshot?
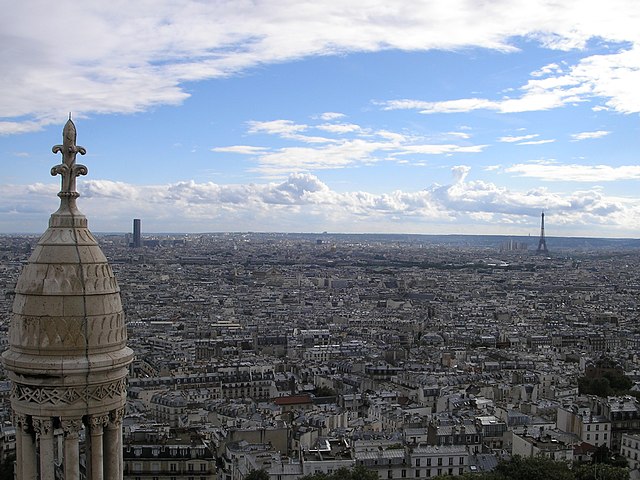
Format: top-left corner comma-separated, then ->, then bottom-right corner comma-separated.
19,414 -> 37,480
33,417 -> 55,480
14,414 -> 25,480
88,415 -> 108,480
62,418 -> 83,480
103,408 -> 125,480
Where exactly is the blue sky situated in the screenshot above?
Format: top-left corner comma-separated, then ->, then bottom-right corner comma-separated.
1,1 -> 639,237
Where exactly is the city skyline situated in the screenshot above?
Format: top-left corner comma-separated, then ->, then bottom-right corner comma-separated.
1,1 -> 639,237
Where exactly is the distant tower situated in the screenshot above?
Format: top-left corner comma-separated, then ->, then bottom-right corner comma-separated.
133,218 -> 141,248
2,119 -> 133,480
536,211 -> 549,254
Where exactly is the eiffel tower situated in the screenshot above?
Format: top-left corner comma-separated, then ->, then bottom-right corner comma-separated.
536,211 -> 549,254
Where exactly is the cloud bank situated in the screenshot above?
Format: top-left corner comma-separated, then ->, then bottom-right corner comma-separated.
3,167 -> 638,236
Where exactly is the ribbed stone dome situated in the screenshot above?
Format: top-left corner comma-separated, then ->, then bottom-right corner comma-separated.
1,119 -> 133,418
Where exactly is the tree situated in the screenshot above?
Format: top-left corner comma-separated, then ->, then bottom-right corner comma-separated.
315,385 -> 338,397
493,455 -> 574,480
245,469 -> 270,480
574,463 -> 629,480
300,466 -> 378,480
578,376 -> 611,397
604,371 -> 633,393
0,455 -> 14,480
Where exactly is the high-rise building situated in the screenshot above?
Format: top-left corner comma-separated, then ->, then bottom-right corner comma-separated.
1,119 -> 133,480
133,218 -> 141,248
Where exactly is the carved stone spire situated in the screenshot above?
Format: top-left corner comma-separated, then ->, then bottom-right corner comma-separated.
50,117 -> 88,214
2,120 -> 133,480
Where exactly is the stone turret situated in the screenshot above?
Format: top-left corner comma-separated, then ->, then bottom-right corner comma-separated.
2,119 -> 133,480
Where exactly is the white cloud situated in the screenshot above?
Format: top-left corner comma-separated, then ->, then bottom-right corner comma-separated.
517,139 -> 556,145
247,120 -> 335,144
319,112 -> 346,121
498,134 -> 539,143
447,131 -> 471,139
247,120 -> 309,137
505,163 -> 640,181
212,145 -> 268,155
317,123 -> 362,134
570,130 -> 611,141
530,62 -> 563,77
383,98 -> 498,114
217,117 -> 487,175
4,1 -> 640,130
399,144 -> 488,155
382,45 -> 640,115
4,166 -> 640,235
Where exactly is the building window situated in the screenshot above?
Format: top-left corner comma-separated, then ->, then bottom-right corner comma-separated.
170,463 -> 177,472
448,457 -> 453,466
415,470 -> 420,477
427,459 -> 431,466
416,459 -> 420,467
402,469 -> 406,478
438,458 -> 442,466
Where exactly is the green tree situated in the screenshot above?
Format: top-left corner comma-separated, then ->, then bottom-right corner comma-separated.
574,462 -> 629,480
245,469 -> 270,480
0,455 -> 14,480
300,466 -> 378,480
493,455 -> 574,480
315,385 -> 338,397
604,371 -> 633,393
578,376 -> 612,397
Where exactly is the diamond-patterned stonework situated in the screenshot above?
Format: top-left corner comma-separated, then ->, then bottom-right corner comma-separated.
12,378 -> 127,405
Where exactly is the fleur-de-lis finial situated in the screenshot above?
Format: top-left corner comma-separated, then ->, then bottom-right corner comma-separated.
51,118 -> 88,205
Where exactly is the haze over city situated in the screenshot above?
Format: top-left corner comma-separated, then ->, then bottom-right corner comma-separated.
1,1 -> 639,236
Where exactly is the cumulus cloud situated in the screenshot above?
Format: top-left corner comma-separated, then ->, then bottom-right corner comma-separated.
4,166 -> 640,235
3,1 -> 640,131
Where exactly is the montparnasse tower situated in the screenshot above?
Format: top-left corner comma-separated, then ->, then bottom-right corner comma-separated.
2,119 -> 133,480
